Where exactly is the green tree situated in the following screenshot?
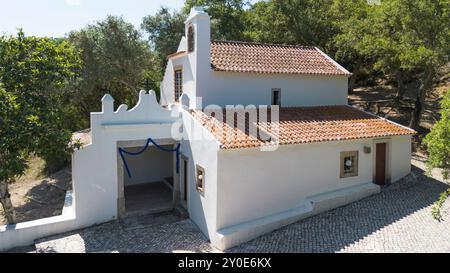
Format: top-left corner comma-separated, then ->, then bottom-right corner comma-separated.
0,88 -> 27,223
337,0 -> 450,129
142,1 -> 251,74
271,0 -> 337,51
245,0 -> 338,50
183,0 -> 251,41
0,31 -> 81,224
353,1 -> 413,100
141,7 -> 186,71
392,0 -> 449,130
423,90 -> 450,220
424,90 -> 450,179
69,16 -> 157,123
244,0 -> 288,43
330,0 -> 373,93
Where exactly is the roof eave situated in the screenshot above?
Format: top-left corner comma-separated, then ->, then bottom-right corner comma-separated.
211,66 -> 351,76
167,51 -> 187,59
314,47 -> 352,76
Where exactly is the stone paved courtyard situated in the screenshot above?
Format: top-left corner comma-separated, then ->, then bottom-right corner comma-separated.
29,159 -> 450,253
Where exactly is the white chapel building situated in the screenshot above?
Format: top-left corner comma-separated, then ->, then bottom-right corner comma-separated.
66,7 -> 415,251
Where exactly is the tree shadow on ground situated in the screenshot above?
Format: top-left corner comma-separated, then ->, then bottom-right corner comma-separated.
11,168 -> 72,224
227,165 -> 449,253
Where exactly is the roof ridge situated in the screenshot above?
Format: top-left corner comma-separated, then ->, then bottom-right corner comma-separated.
211,40 -> 317,49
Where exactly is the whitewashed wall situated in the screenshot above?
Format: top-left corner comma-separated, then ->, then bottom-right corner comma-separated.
0,90 -> 182,251
161,53 -> 196,108
0,192 -> 76,252
215,139 -> 375,230
180,109 -> 220,240
212,135 -> 412,249
72,90 -> 180,227
390,135 -> 412,182
161,7 -> 349,109
162,55 -> 348,109
161,7 -> 210,109
199,72 -> 348,107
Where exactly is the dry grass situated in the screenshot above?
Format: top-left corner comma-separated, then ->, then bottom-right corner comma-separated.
0,156 -> 72,226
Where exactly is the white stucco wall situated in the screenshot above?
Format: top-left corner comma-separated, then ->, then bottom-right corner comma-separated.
161,54 -> 196,108
162,57 -> 349,109
215,139 -> 376,230
161,7 -> 349,109
180,109 -> 220,240
161,7 -> 209,109
199,72 -> 348,107
122,145 -> 173,186
72,90 -> 180,228
0,191 -> 76,252
212,136 -> 408,250
390,135 -> 412,182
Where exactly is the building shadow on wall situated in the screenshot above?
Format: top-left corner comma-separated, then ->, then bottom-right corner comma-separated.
227,165 -> 449,253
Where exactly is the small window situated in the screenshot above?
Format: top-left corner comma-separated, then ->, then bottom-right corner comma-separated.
174,68 -> 183,102
272,89 -> 281,106
188,25 -> 195,52
196,164 -> 205,195
340,151 -> 359,178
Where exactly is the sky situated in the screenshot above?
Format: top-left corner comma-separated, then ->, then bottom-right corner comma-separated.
0,0 -> 185,37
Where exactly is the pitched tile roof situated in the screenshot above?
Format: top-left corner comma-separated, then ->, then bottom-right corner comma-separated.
191,105 -> 415,150
210,41 -> 351,76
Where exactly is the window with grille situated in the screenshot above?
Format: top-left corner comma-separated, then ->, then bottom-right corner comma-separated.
196,164 -> 205,196
340,151 -> 359,178
174,68 -> 183,102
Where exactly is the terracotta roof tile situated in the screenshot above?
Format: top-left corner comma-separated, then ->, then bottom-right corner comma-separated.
191,106 -> 415,150
167,51 -> 187,59
210,41 -> 351,76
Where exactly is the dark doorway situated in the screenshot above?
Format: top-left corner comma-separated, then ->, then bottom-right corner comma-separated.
121,144 -> 174,216
272,89 -> 281,106
375,143 -> 387,186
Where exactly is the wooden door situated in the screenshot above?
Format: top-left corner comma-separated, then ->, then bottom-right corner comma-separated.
375,143 -> 386,186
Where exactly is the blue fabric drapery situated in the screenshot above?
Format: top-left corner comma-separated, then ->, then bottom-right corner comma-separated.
118,138 -> 181,178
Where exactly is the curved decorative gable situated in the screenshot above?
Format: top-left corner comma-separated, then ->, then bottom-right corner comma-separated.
99,90 -> 180,126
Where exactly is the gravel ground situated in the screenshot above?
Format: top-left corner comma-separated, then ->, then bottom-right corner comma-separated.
33,160 -> 450,253
35,219 -> 217,253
